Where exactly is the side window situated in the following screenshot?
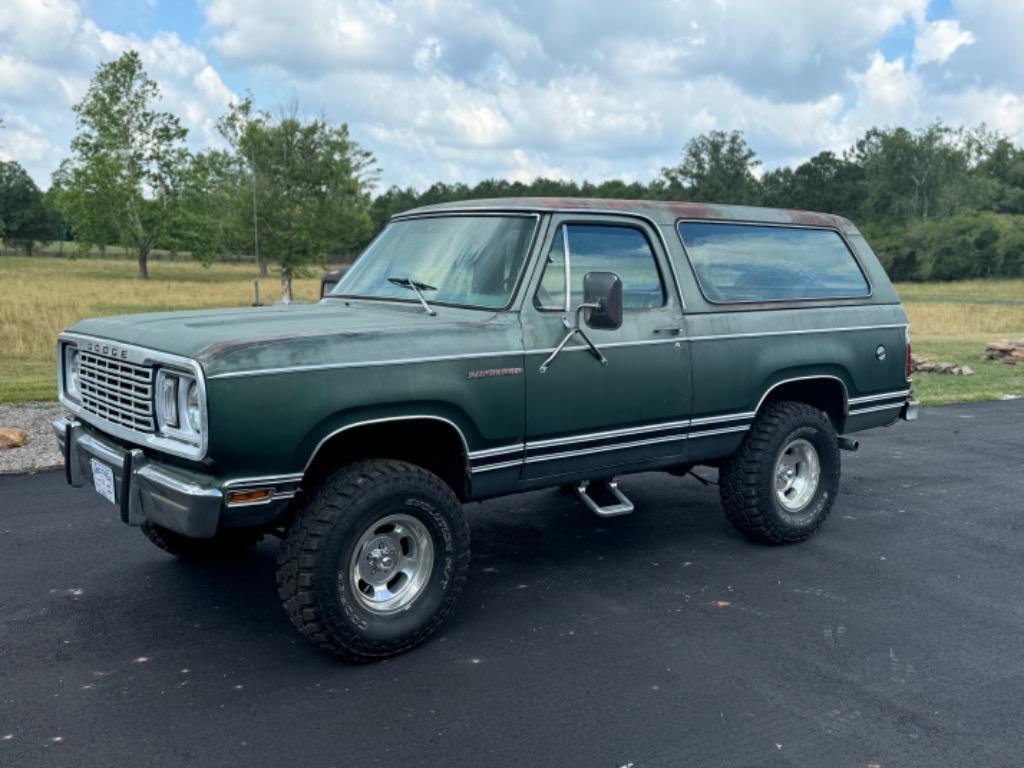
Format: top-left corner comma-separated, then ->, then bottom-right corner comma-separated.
534,224 -> 666,310
677,222 -> 870,302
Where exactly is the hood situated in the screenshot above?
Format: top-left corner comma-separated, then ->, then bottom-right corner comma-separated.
67,300 -> 520,378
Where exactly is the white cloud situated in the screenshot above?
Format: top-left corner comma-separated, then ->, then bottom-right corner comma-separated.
0,0 -> 234,187
914,19 -> 975,65
2,0 -> 1024,193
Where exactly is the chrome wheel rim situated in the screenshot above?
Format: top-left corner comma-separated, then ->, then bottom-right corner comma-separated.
774,438 -> 821,514
348,513 -> 434,615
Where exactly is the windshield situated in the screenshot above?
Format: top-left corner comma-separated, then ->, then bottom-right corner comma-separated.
331,215 -> 537,310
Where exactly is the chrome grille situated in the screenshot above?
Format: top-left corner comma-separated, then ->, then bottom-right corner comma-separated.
78,352 -> 156,432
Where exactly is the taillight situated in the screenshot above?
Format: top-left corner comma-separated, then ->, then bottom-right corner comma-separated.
905,326 -> 913,380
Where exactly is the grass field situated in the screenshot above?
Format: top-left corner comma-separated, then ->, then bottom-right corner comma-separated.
1,256 -> 1022,405
0,257 -> 321,403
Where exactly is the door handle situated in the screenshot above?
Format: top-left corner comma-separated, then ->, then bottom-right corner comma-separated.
654,326 -> 682,336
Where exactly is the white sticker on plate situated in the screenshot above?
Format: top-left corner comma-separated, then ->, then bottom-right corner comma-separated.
90,458 -> 116,505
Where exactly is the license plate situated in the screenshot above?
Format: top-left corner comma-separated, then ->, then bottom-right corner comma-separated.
90,458 -> 116,505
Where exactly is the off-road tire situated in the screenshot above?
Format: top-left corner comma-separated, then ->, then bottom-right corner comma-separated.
141,521 -> 264,561
719,400 -> 841,544
276,459 -> 471,662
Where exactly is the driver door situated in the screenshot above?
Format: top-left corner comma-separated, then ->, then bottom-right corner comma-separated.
520,214 -> 691,481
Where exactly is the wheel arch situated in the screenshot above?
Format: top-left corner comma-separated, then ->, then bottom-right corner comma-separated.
755,373 -> 850,433
300,410 -> 473,499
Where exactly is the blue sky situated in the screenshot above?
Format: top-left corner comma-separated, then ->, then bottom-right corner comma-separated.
2,0 -> 1022,191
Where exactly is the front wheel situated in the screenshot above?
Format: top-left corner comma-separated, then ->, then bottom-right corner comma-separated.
276,459 -> 471,661
719,400 -> 841,544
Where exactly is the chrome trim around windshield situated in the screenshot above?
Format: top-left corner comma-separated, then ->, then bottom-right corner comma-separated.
561,223 -> 572,313
410,205 -> 687,310
332,212 -> 541,313
57,331 -> 209,461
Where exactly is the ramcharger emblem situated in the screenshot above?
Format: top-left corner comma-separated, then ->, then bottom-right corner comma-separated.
467,367 -> 523,379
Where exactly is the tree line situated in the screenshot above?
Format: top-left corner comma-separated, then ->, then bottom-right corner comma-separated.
3,51 -> 1024,293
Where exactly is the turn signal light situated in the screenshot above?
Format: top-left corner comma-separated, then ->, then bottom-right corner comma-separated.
227,489 -> 272,504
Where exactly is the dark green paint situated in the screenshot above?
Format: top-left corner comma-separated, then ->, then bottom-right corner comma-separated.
65,198 -> 911,498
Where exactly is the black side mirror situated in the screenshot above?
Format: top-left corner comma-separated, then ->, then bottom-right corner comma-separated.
320,268 -> 345,298
582,271 -> 623,330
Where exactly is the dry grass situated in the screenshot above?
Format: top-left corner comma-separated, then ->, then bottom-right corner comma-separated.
903,302 -> 1024,337
896,281 -> 1024,405
0,257 -> 320,401
1,257 -> 1022,404
895,278 -> 1024,302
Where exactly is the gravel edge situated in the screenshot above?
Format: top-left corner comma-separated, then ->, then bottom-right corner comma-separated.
0,402 -> 66,474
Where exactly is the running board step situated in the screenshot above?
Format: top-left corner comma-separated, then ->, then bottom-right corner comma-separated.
575,480 -> 634,517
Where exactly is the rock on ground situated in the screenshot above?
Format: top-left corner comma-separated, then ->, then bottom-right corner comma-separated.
911,354 -> 974,376
0,402 -> 66,474
985,340 -> 1024,364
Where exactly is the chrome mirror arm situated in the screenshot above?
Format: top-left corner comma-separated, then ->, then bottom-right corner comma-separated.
539,302 -> 608,373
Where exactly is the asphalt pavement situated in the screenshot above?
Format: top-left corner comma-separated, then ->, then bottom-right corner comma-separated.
1,400 -> 1023,767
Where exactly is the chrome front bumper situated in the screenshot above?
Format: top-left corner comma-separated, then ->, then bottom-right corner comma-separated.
54,417 -> 225,538
54,418 -> 301,536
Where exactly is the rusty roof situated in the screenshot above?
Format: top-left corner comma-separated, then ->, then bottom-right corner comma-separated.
401,197 -> 856,232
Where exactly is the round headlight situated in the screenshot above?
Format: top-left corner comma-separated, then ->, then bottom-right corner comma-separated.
65,347 -> 81,399
186,381 -> 201,432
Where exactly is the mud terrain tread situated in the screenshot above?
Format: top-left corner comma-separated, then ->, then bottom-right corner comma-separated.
276,459 -> 470,661
719,400 -> 840,544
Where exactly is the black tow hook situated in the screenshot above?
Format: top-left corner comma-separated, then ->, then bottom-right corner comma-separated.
837,437 -> 859,452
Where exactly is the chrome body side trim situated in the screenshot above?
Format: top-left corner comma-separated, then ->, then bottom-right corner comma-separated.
848,389 -> 912,405
470,459 -> 525,473
686,424 -> 752,440
470,412 -> 756,473
847,402 -> 905,416
205,324 -> 910,380
687,323 -> 908,343
523,431 -> 691,464
525,419 -> 691,450
468,445 -> 524,459
223,473 -> 305,488
690,411 -> 757,426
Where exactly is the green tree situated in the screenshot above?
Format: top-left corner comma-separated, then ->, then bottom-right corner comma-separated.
760,151 -> 866,219
851,123 -> 977,222
659,130 -> 761,204
166,149 -> 249,264
970,132 -> 1024,214
0,160 -> 60,253
56,51 -> 189,278
220,99 -> 378,301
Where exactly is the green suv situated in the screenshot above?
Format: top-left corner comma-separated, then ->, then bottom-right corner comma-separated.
54,198 -> 916,660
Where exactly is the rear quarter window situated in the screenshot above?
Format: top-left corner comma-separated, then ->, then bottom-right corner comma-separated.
677,222 -> 870,303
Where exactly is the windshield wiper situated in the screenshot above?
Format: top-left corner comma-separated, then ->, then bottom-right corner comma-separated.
387,276 -> 438,316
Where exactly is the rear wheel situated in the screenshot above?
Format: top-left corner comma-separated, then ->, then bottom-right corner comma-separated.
141,522 -> 264,561
719,400 -> 840,544
276,459 -> 470,661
